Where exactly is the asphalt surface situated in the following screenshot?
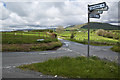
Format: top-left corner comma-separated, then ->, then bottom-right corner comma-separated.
2,39 -> 119,78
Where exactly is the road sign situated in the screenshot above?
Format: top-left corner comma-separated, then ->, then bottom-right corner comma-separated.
96,6 -> 109,11
88,2 -> 107,11
90,10 -> 103,14
89,14 -> 100,19
87,2 -> 109,58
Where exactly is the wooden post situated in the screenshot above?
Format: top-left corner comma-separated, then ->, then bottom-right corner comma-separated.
43,32 -> 44,39
27,31 -> 29,40
21,31 -> 22,43
46,32 -> 47,39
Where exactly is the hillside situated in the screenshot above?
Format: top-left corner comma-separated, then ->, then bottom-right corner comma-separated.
81,22 -> 120,30
65,22 -> 120,30
65,24 -> 87,30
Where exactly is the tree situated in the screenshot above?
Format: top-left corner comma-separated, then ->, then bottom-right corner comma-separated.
56,26 -> 64,33
70,33 -> 74,39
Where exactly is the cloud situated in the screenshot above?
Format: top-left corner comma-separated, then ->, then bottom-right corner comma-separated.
0,1 -> 119,31
0,2 -> 10,20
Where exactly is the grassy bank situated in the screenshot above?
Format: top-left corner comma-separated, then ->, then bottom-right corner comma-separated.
2,31 -> 62,52
2,41 -> 62,52
66,38 -> 117,46
111,46 -> 120,53
18,56 -> 119,78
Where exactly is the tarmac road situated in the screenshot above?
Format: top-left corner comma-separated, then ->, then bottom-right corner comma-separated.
2,39 -> 119,78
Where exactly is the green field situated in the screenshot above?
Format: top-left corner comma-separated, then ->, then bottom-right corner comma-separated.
58,30 -> 120,45
2,31 -> 58,44
57,29 -> 120,52
18,56 -> 119,78
1,30 -> 62,52
63,22 -> 120,53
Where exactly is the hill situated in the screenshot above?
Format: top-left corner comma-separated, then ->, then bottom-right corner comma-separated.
65,24 -> 87,30
65,22 -> 120,30
81,22 -> 120,30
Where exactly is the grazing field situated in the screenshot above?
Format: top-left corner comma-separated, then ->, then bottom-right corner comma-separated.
58,30 -> 120,45
2,31 -> 57,44
57,29 -> 120,52
18,56 -> 119,78
1,30 -> 62,52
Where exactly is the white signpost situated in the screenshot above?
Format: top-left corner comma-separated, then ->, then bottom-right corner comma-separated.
90,10 -> 103,14
88,2 -> 106,11
96,6 -> 109,11
89,14 -> 100,19
87,2 -> 109,57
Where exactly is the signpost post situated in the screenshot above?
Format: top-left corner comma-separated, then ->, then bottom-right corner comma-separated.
89,14 -> 100,19
91,10 -> 103,14
87,2 -> 108,58
88,5 -> 90,57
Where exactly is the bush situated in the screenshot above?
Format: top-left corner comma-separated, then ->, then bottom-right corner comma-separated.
70,33 -> 74,39
102,31 -> 107,37
96,29 -> 105,36
104,32 -> 113,38
49,30 -> 53,33
96,29 -> 117,39
113,33 -> 119,39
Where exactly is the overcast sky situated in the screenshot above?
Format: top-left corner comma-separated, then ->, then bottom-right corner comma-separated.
0,0 -> 119,31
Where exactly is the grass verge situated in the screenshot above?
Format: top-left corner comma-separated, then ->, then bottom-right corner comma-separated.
111,46 -> 120,53
18,56 -> 119,78
67,38 -> 116,46
2,41 -> 62,52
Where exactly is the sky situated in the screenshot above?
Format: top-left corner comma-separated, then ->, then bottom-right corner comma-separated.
0,0 -> 119,31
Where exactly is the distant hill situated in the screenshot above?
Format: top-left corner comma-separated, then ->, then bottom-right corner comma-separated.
81,22 -> 120,30
65,22 -> 120,30
65,24 -> 87,30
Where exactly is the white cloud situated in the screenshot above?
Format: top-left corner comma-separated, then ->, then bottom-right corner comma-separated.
0,1 -> 119,31
0,2 -> 10,20
90,2 -> 118,23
